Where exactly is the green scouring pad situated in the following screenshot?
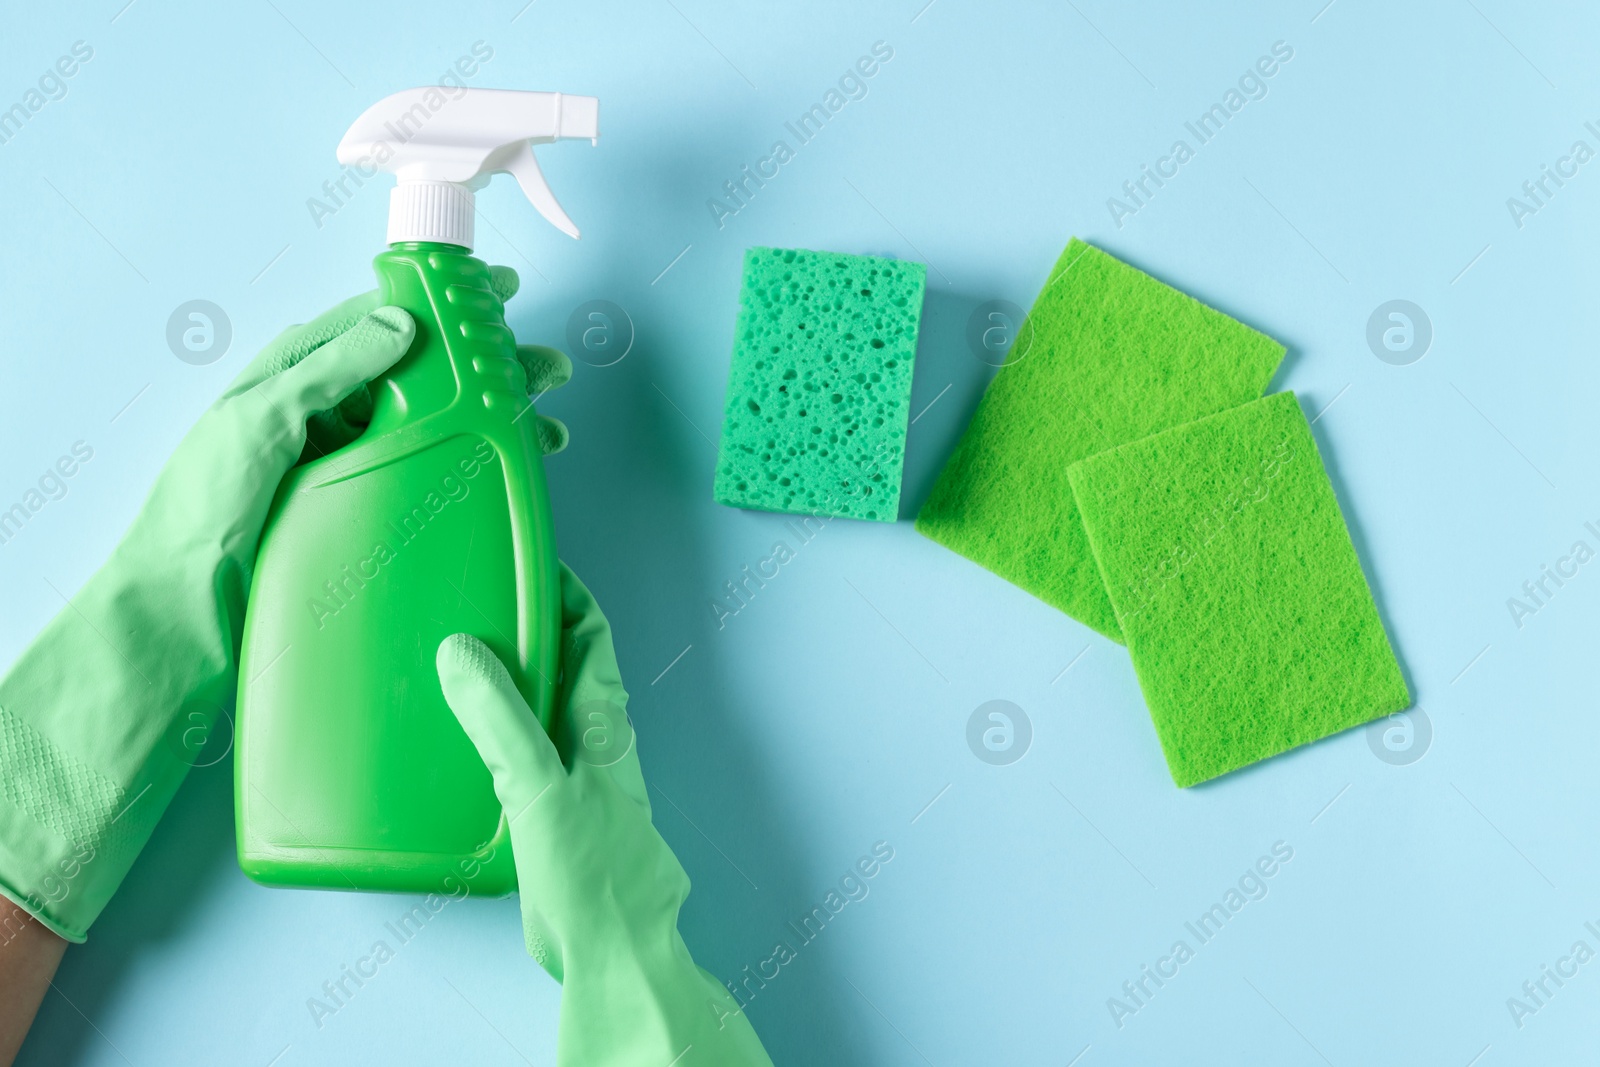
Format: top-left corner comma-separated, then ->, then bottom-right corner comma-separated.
713,247 -> 926,521
1068,391 -> 1410,787
915,238 -> 1284,640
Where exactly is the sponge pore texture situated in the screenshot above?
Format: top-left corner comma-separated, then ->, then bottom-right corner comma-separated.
713,247 -> 926,522
915,238 -> 1284,640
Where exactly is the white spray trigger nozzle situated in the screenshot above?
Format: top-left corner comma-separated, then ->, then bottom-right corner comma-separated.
485,141 -> 578,239
337,87 -> 599,249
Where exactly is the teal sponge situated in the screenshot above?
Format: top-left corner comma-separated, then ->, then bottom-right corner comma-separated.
713,247 -> 926,521
915,238 -> 1284,640
1068,392 -> 1410,787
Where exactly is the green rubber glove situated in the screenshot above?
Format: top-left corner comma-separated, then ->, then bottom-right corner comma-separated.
436,566 -> 773,1067
0,298 -> 416,942
306,266 -> 571,457
0,265 -> 565,943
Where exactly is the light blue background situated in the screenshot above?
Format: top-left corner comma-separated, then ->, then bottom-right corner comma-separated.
3,0 -> 1597,1063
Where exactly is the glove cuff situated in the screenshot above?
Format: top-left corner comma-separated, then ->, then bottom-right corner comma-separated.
0,542 -> 231,940
0,701 -> 158,942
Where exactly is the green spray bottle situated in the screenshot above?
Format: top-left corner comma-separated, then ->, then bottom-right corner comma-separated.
235,88 -> 598,895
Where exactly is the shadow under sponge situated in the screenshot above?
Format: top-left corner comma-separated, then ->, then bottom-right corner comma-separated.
713,247 -> 926,521
914,238 -> 1284,641
1067,391 -> 1410,787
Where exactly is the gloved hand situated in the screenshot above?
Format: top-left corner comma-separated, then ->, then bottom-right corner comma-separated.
0,266 -> 564,943
305,267 -> 571,458
436,566 -> 773,1067
0,296 -> 413,942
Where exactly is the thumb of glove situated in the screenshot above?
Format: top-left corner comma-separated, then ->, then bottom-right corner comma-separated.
255,306 -> 414,427
436,633 -> 566,821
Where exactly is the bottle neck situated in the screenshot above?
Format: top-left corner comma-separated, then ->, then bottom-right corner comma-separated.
386,240 -> 471,253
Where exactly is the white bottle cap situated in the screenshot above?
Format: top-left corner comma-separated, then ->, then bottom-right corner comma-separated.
337,88 -> 599,250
